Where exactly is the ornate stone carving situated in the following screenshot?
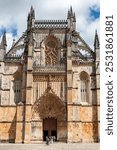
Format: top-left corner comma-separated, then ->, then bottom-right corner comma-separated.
33,75 -> 66,82
91,76 -> 96,89
44,35 -> 61,65
33,51 -> 41,66
32,85 -> 66,121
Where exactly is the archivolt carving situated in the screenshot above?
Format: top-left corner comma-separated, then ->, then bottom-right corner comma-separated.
32,85 -> 66,120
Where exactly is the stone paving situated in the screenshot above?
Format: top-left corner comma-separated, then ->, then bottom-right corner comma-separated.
0,143 -> 100,150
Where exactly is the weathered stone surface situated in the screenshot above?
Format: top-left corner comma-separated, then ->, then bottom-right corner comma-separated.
0,122 -> 16,141
67,122 -> 82,142
15,123 -> 23,143
0,107 -> 16,122
0,7 -> 100,143
82,123 -> 98,142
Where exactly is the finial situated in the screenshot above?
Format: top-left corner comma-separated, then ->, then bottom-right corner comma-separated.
30,5 -> 35,19
31,5 -> 33,11
70,6 -> 73,17
73,12 -> 76,22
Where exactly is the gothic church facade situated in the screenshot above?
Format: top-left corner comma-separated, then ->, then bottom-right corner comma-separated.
0,7 -> 100,143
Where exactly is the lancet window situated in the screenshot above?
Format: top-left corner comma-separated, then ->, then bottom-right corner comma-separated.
13,71 -> 22,104
80,72 -> 89,103
14,80 -> 21,104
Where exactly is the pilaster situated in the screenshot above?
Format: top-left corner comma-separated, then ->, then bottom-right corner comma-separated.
24,42 -> 33,143
15,102 -> 24,143
67,40 -> 73,142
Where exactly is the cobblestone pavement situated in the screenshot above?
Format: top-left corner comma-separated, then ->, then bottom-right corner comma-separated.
0,143 -> 99,150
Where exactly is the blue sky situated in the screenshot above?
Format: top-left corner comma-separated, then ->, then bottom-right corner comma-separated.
0,0 -> 100,50
0,25 -> 18,37
90,7 -> 100,20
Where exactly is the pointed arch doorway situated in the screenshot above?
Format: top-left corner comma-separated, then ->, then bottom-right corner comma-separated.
43,118 -> 57,141
32,86 -> 66,142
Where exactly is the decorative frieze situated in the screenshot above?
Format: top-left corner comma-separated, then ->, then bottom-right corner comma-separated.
33,64 -> 66,74
33,75 -> 66,82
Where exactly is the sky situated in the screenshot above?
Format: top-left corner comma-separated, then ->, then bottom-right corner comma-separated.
0,0 -> 100,50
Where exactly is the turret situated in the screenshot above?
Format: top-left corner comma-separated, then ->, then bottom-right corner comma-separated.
67,6 -> 76,31
27,6 -> 35,30
0,31 -> 7,61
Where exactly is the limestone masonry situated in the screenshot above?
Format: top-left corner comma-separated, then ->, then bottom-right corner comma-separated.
0,6 -> 100,143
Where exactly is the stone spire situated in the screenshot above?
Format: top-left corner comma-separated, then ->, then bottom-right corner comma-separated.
70,6 -> 73,17
67,6 -> 74,19
0,31 -> 7,61
67,10 -> 70,19
30,6 -> 35,19
27,6 -> 35,29
67,6 -> 76,30
0,31 -> 7,50
94,30 -> 100,50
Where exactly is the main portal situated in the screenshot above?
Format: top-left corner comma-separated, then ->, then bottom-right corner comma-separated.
43,118 -> 57,141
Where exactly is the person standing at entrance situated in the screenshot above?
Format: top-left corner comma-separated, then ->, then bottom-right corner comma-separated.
46,136 -> 50,145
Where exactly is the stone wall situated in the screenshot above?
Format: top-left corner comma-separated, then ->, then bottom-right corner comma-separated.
0,106 -> 16,142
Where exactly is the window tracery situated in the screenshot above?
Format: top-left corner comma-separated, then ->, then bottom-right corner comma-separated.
44,35 -> 60,65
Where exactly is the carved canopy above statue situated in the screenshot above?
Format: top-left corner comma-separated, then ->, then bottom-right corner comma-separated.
32,85 -> 66,121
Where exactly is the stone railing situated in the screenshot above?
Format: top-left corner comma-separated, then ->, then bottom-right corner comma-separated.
33,64 -> 66,73
72,52 -> 94,61
4,56 -> 21,63
34,20 -> 68,29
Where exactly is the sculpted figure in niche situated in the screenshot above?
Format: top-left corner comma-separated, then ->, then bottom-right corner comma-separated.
33,52 -> 41,66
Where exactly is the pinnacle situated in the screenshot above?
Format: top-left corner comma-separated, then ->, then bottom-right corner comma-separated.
94,30 -> 100,49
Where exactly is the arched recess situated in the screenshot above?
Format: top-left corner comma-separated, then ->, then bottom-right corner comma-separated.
79,71 -> 89,103
31,85 -> 67,141
32,85 -> 66,121
13,71 -> 22,104
41,35 -> 61,65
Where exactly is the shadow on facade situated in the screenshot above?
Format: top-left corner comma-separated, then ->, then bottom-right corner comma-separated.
91,71 -> 99,142
8,113 -> 16,143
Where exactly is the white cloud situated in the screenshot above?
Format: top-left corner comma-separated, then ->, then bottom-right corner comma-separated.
0,0 -> 100,51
